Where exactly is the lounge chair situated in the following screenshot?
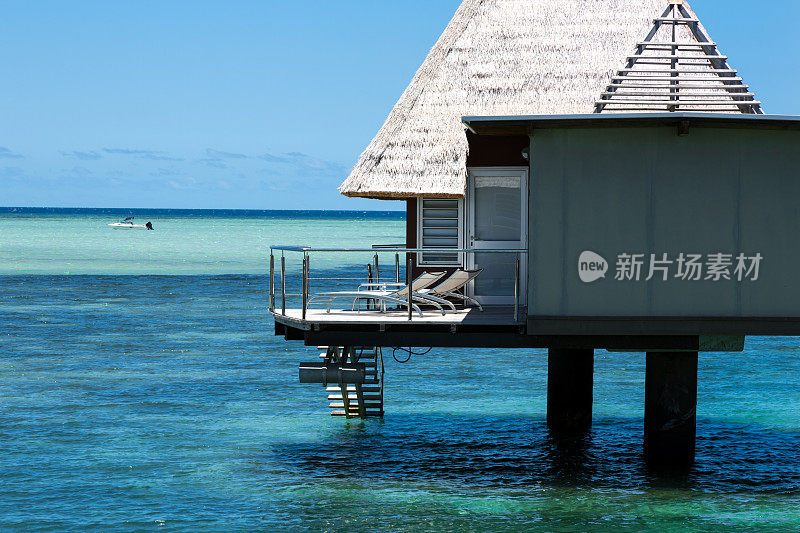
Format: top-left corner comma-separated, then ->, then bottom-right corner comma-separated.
313,271 -> 447,318
414,268 -> 483,311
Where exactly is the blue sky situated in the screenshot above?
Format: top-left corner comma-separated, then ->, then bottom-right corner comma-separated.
1,1 -> 798,210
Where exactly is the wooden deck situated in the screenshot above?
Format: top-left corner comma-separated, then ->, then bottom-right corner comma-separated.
272,306 -> 535,348
271,306 -> 739,351
272,306 -> 522,330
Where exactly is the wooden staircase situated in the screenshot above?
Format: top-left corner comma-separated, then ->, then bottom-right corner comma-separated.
319,346 -> 384,418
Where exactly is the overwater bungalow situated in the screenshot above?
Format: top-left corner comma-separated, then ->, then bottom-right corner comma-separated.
270,0 -> 800,465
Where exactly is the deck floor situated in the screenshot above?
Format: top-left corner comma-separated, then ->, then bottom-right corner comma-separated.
273,306 -> 523,328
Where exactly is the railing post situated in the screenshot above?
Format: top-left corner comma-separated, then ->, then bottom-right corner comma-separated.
514,256 -> 520,322
374,253 -> 379,285
395,253 -> 400,283
269,252 -> 275,312
302,253 -> 308,320
407,257 -> 413,321
281,254 -> 286,315
367,263 -> 374,310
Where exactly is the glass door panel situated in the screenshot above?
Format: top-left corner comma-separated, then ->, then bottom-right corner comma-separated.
473,175 -> 521,241
472,252 -> 517,296
467,169 -> 527,305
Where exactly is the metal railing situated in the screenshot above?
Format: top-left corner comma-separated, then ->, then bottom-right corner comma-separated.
269,246 -> 527,322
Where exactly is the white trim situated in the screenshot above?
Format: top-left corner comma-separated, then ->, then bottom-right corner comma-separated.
416,197 -> 465,266
466,167 -> 529,305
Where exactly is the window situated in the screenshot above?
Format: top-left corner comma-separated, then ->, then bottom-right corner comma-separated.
418,198 -> 462,265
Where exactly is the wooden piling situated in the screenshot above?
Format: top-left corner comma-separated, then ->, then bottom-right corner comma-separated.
547,348 -> 594,433
644,351 -> 698,466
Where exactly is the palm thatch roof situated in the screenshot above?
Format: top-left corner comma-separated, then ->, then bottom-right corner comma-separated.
339,0 -> 751,200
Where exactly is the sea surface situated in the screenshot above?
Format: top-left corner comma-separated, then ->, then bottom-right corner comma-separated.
2,208 -> 800,532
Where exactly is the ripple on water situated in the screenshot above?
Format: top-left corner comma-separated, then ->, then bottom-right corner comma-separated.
1,274 -> 800,531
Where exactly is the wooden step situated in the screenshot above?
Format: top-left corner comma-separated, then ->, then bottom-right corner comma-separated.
330,411 -> 377,416
319,354 -> 377,364
600,91 -> 755,98
327,385 -> 356,392
329,402 -> 383,409
319,353 -> 375,360
328,388 -> 382,395
328,392 -> 382,402
330,403 -> 382,409
597,99 -> 759,105
654,17 -> 699,23
606,84 -> 749,90
326,382 -> 380,389
328,390 -> 382,397
612,76 -> 743,82
330,407 -> 384,413
628,54 -> 727,61
618,68 -> 737,74
331,410 -> 383,417
326,385 -> 380,393
637,41 -> 717,48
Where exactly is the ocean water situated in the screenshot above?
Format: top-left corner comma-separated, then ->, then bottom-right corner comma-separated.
2,209 -> 800,532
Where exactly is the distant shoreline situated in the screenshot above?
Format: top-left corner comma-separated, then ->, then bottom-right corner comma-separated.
0,207 -> 405,219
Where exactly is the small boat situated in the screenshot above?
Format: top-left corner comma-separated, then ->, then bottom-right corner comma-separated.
108,216 -> 154,230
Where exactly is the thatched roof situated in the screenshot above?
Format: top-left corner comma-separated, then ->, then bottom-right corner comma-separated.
339,0 -> 737,200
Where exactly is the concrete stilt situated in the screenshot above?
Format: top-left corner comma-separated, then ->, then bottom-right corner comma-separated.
644,351 -> 698,466
547,348 -> 594,433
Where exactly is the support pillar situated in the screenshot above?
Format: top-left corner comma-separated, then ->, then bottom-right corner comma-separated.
644,351 -> 698,467
547,348 -> 594,433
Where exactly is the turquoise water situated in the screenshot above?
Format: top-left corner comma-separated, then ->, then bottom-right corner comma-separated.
2,210 -> 800,531
0,210 -> 403,275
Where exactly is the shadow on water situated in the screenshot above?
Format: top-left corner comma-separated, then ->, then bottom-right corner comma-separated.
269,414 -> 800,494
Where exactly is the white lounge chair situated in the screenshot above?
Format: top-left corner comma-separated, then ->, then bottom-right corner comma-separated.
313,271 -> 447,318
414,268 -> 484,311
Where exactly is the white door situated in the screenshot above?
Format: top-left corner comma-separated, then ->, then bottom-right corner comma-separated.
467,168 -> 528,305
